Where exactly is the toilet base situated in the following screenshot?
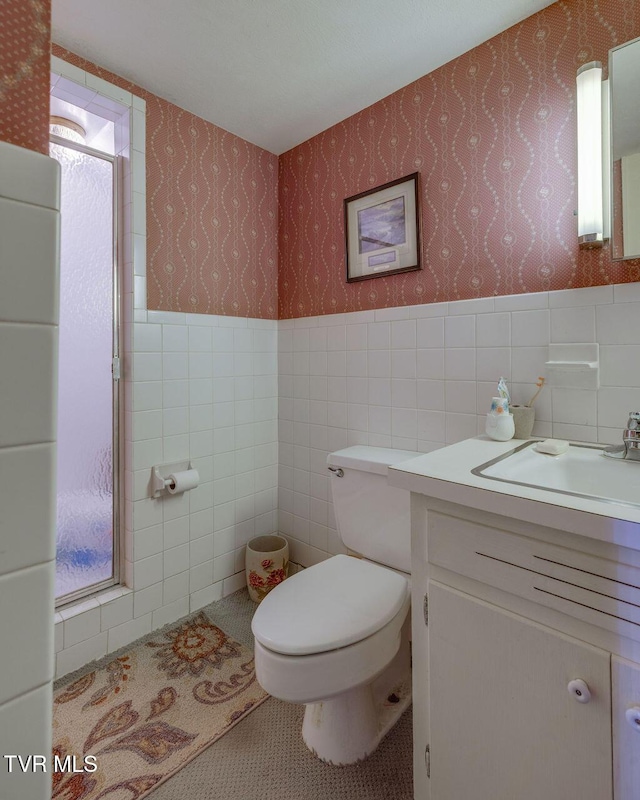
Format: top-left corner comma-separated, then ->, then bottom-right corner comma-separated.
301,676 -> 411,765
301,631 -> 412,765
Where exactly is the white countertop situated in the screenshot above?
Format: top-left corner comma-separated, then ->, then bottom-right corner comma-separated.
388,436 -> 640,550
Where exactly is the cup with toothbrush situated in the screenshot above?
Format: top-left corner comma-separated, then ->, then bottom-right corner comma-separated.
510,377 -> 545,439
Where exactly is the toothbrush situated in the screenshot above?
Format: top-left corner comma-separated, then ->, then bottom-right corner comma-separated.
497,377 -> 510,405
527,377 -> 545,407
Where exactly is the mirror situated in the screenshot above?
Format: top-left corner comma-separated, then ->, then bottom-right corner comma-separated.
609,35 -> 640,260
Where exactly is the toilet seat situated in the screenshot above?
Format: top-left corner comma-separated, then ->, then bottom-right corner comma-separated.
251,554 -> 409,656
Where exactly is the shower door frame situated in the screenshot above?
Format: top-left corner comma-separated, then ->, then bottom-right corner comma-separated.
51,133 -> 122,608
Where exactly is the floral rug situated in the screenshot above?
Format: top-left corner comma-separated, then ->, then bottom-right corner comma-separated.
52,611 -> 268,800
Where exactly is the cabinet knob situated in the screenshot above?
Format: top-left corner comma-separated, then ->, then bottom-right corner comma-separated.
567,679 -> 591,703
625,707 -> 640,731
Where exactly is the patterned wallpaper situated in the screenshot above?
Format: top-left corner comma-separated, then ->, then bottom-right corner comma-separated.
0,0 -> 51,154
278,0 -> 640,318
52,45 -> 279,319
11,2 -> 640,318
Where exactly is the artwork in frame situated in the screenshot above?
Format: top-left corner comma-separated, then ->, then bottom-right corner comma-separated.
344,172 -> 421,283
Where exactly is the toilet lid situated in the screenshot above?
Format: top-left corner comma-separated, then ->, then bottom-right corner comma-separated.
251,554 -> 409,656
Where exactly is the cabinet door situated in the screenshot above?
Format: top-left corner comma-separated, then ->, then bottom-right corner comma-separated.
428,581 -> 612,800
612,655 -> 640,799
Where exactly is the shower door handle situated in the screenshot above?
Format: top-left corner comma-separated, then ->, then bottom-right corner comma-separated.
112,356 -> 121,381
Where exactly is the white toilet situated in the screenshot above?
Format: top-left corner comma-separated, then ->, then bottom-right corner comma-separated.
251,445 -> 420,765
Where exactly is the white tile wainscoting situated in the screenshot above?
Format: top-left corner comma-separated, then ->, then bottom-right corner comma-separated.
54,312 -> 278,678
278,283 -> 640,569
53,282 -> 640,678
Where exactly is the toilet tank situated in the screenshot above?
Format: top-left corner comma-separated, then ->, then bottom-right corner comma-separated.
327,446 -> 422,574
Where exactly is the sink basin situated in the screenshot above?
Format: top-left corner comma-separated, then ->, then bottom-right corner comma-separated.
472,441 -> 640,509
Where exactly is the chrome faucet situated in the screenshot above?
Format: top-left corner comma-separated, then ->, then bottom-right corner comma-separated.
603,412 -> 640,460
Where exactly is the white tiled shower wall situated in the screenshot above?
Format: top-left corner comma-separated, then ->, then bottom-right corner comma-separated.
0,142 -> 60,800
278,282 -> 640,568
54,313 -> 278,677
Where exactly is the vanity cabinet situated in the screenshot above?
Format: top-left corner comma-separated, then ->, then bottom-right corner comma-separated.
428,582 -> 612,800
409,499 -> 640,800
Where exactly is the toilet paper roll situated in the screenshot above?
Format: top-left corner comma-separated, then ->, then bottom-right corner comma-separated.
166,469 -> 200,494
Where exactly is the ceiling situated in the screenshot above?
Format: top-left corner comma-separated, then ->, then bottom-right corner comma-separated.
52,0 -> 557,155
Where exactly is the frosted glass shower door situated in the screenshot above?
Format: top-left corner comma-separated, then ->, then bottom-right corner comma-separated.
51,141 -> 118,602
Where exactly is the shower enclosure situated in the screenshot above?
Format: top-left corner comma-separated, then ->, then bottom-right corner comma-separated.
50,135 -> 120,604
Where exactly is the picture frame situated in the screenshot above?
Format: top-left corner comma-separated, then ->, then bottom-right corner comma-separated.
344,172 -> 421,283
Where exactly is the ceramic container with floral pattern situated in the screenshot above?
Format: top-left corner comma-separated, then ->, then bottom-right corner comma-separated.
246,535 -> 289,603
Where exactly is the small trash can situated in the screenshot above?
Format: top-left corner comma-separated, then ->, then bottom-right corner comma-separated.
245,534 -> 289,603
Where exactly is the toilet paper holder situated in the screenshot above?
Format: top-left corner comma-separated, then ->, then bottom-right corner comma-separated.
151,460 -> 198,497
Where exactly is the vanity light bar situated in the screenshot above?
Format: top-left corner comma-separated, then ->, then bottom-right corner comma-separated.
601,78 -> 611,242
576,61 -> 605,247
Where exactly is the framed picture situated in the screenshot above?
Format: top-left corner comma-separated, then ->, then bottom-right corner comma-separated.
344,172 -> 421,282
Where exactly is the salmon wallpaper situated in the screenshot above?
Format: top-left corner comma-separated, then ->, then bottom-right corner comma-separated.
278,0 -> 640,318
0,0 -> 51,154
52,45 -> 279,319
4,2 -> 640,318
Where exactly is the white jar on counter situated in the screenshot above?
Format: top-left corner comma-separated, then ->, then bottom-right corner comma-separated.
485,411 -> 515,441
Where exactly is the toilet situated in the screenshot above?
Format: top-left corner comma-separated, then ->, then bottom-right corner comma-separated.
251,445 -> 420,765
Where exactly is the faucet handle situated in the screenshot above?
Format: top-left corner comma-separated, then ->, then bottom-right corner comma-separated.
605,413 -> 640,459
627,412 -> 640,430
624,414 -> 640,451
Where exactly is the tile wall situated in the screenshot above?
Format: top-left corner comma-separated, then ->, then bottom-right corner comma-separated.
0,141 -> 60,800
278,282 -> 640,567
54,312 -> 278,677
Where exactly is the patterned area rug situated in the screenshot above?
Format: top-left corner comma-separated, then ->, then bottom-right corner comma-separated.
51,611 -> 268,800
